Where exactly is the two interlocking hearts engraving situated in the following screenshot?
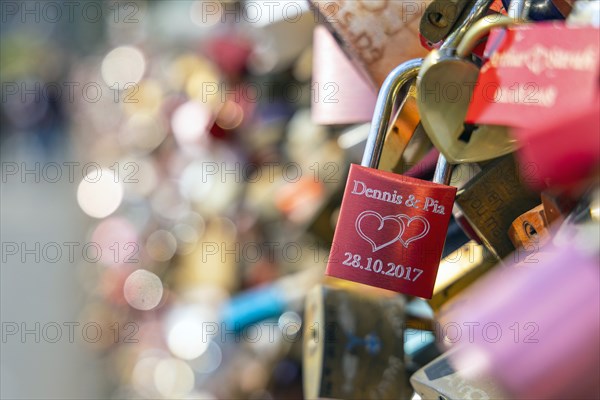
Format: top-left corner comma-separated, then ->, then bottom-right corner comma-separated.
355,210 -> 430,252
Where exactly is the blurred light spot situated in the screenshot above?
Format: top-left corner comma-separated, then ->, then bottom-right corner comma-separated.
132,356 -> 161,397
151,182 -> 190,221
121,157 -> 158,197
180,284 -> 229,309
179,161 -> 241,214
185,64 -> 222,111
119,113 -> 167,153
590,194 -> 600,221
123,79 -> 163,116
101,46 -> 146,87
275,178 -> 324,223
167,318 -> 209,360
189,341 -> 222,374
172,101 -> 213,146
123,269 -> 163,311
216,100 -> 244,130
173,223 -> 200,255
154,358 -> 195,398
91,217 -> 138,267
146,230 -> 178,262
169,54 -> 210,90
190,0 -> 222,28
248,44 -> 278,75
278,311 -> 302,336
77,169 -> 123,218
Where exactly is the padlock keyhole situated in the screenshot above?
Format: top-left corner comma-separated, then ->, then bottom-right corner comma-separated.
523,221 -> 538,238
428,12 -> 449,28
458,123 -> 478,143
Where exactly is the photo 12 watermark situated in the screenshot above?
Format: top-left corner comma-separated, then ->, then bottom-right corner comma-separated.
2,81 -> 141,105
1,1 -> 141,24
197,161 -> 341,185
1,241 -> 139,264
1,321 -> 139,344
1,161 -> 139,184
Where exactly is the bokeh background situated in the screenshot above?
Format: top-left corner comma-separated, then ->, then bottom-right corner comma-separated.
1,1 -> 342,398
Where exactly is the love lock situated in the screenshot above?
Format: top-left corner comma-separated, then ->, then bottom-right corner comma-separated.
417,10 -> 522,163
325,59 -> 457,299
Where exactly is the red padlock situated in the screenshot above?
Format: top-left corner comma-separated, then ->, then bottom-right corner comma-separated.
325,60 -> 457,299
466,22 -> 600,130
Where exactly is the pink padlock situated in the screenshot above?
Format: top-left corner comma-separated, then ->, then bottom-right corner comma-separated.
439,225 -> 600,399
311,26 -> 376,125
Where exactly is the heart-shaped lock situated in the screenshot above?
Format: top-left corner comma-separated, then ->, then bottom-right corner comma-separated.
417,12 -> 522,163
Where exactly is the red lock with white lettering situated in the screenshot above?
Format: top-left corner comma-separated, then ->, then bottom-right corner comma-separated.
325,60 -> 457,299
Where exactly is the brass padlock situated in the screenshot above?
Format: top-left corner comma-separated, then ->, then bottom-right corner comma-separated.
419,0 -> 474,47
454,154 -> 540,260
429,240 -> 498,311
508,204 -> 551,250
417,10 -> 522,163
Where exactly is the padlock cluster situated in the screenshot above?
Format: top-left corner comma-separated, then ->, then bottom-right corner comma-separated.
2,0 -> 597,399
307,0 -> 599,399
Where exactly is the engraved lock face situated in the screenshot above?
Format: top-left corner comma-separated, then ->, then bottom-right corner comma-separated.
326,166 -> 456,298
303,283 -> 410,400
417,16 -> 519,163
454,154 -> 540,260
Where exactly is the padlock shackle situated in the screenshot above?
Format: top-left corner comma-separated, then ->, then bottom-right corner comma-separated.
433,154 -> 453,185
508,0 -> 531,20
361,58 -> 422,169
456,16 -> 515,58
441,0 -> 496,51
